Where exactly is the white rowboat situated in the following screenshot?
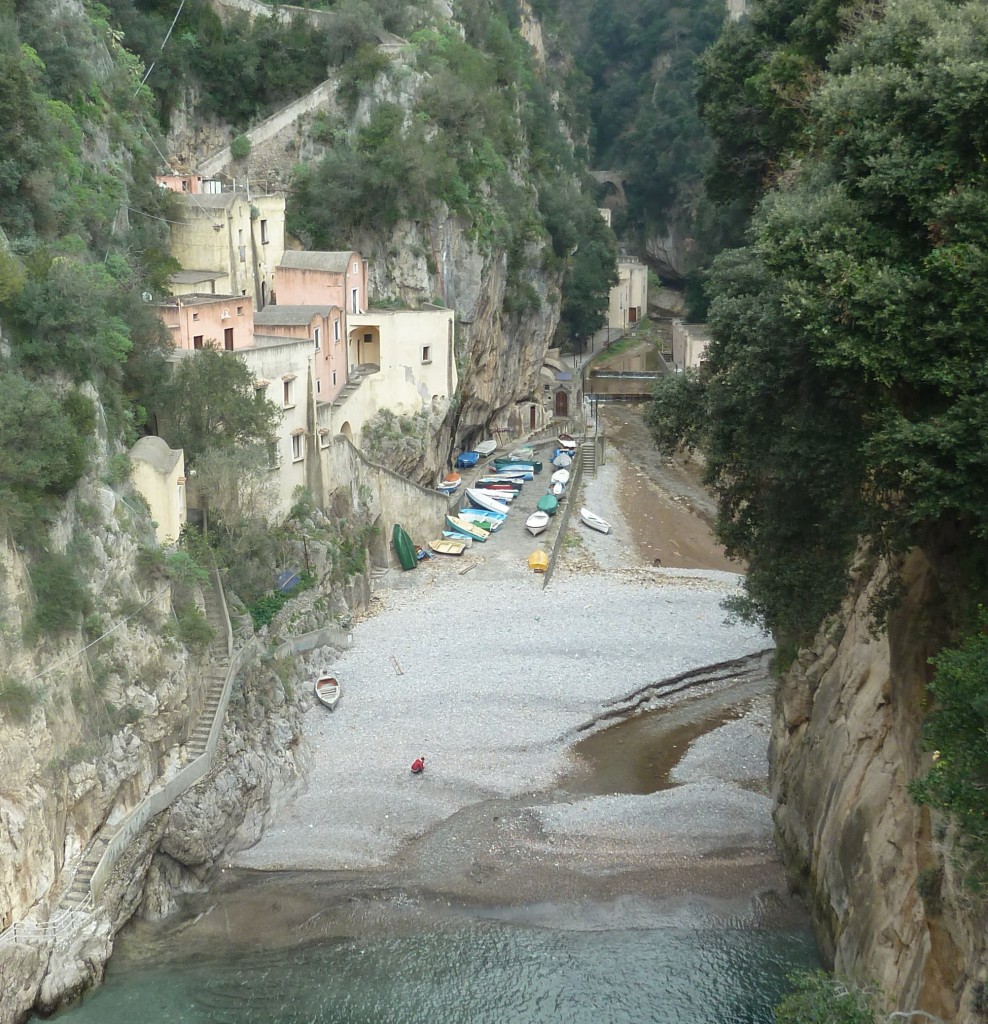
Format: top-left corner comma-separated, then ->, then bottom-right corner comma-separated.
580,507 -> 612,534
526,510 -> 550,536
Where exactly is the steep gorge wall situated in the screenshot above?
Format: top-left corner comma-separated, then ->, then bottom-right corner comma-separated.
771,550 -> 988,1022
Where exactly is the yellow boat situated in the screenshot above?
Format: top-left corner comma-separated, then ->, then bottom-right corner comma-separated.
528,549 -> 549,573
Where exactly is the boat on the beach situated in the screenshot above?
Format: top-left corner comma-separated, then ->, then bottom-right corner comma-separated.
474,439 -> 497,457
458,509 -> 504,531
314,674 -> 342,711
436,472 -> 461,493
550,452 -> 572,468
580,507 -> 612,534
536,494 -> 559,516
443,530 -> 472,547
528,549 -> 549,573
465,488 -> 511,513
526,510 -> 550,536
476,477 -> 522,489
507,446 -> 535,460
493,457 -> 542,474
445,514 -> 489,541
550,469 -> 570,486
393,523 -> 418,570
549,481 -> 566,498
429,537 -> 468,556
557,433 -> 578,450
471,487 -> 516,504
455,450 -> 480,469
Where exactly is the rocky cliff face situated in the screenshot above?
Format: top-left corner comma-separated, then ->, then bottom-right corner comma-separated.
771,549 -> 988,1022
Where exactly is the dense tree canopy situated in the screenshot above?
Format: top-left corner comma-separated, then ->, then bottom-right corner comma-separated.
158,348 -> 281,465
649,0 -> 988,644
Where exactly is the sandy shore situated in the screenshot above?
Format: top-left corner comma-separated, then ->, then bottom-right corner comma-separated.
229,415 -> 782,908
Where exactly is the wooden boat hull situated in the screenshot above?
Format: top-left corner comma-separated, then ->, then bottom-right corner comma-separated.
429,538 -> 467,556
443,530 -> 472,547
393,523 -> 418,570
580,507 -> 612,534
465,488 -> 511,514
314,675 -> 342,710
445,514 -> 489,541
526,511 -> 550,536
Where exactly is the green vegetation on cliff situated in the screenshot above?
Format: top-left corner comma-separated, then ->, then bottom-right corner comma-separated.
649,0 -> 988,644
289,0 -> 617,350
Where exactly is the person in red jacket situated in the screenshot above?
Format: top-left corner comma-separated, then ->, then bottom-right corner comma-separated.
410,756 -> 426,774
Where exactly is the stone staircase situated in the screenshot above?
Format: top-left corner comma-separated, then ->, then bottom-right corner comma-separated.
579,439 -> 597,477
58,584 -> 231,911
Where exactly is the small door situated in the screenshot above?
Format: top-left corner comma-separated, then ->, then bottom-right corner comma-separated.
529,405 -> 536,430
555,390 -> 569,417
224,327 -> 234,350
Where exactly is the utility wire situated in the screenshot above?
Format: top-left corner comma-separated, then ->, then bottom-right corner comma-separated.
135,0 -> 187,94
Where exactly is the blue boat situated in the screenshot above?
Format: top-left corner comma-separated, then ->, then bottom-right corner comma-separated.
455,451 -> 480,469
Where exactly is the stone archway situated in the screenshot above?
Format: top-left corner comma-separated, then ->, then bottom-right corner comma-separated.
340,421 -> 353,442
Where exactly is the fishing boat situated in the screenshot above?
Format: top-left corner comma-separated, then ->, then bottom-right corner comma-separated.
557,433 -> 578,450
528,549 -> 549,573
580,507 -> 612,534
458,510 -> 504,531
526,510 -> 550,536
550,452 -> 572,468
507,446 -> 535,460
465,488 -> 511,513
550,468 -> 570,485
493,458 -> 542,474
314,674 -> 342,711
549,481 -> 566,498
437,471 -> 461,492
476,477 -> 523,488
429,537 -> 468,556
455,450 -> 480,469
443,530 -> 472,547
459,506 -> 507,523
536,494 -> 559,516
393,523 -> 418,570
474,439 -> 497,457
445,514 -> 489,541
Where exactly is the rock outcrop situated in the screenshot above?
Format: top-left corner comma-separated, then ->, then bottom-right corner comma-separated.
771,549 -> 988,1022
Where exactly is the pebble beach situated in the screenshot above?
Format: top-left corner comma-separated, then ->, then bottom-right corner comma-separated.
231,418 -> 783,903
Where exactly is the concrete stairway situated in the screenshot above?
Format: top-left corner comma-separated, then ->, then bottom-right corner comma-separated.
58,585 -> 232,910
579,439 -> 597,477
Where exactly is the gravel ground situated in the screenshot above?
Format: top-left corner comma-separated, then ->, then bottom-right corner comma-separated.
231,438 -> 776,885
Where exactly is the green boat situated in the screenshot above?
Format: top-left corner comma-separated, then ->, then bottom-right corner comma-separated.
392,523 -> 417,570
536,494 -> 559,516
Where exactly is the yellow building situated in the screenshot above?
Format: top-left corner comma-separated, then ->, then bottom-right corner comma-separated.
167,190 -> 286,309
129,436 -> 187,545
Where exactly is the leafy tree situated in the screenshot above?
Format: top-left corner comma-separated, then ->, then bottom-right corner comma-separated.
0,370 -> 95,538
650,0 -> 988,643
156,347 -> 281,464
910,614 -> 988,879
775,971 -> 877,1024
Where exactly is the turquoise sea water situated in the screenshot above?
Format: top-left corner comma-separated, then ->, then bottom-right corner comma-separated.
48,908 -> 817,1024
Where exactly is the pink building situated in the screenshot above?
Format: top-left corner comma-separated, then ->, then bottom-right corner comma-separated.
254,305 -> 346,404
275,251 -> 367,313
156,294 -> 254,352
155,174 -> 221,195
